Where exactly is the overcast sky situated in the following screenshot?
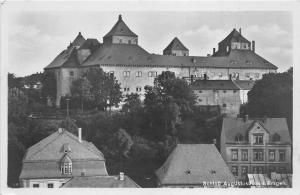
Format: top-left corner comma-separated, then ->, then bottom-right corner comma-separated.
8,11 -> 292,76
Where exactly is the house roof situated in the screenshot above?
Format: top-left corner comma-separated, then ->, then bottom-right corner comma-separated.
220,28 -> 250,45
103,15 -> 137,38
20,129 -> 108,179
72,32 -> 86,47
191,80 -> 240,90
23,130 -> 105,161
62,175 -> 140,188
164,37 -> 189,52
19,160 -> 108,179
44,47 -> 80,69
81,44 -> 277,69
233,80 -> 255,90
155,144 -> 236,185
221,117 -> 291,143
79,38 -> 100,51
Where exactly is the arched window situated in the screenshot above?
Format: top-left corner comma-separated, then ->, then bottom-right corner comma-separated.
272,133 -> 281,142
235,133 -> 243,142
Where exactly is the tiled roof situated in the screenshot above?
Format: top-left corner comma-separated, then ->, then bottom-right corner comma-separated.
44,47 -> 80,69
19,160 -> 108,179
82,44 -> 277,69
221,117 -> 291,143
62,175 -> 140,188
233,80 -> 255,90
72,32 -> 86,47
79,38 -> 100,51
155,144 -> 236,185
220,28 -> 250,45
164,37 -> 189,52
20,130 -> 108,179
103,15 -> 137,38
191,80 -> 240,90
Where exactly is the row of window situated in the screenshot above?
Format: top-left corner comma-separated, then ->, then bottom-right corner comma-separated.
60,163 -> 72,175
124,86 -> 142,92
123,71 -> 158,78
33,183 -> 54,188
198,90 -> 238,93
231,149 -> 286,161
231,165 -> 287,177
235,133 -> 281,144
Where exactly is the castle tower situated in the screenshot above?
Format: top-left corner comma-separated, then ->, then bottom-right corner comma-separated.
163,37 -> 189,56
103,14 -> 138,45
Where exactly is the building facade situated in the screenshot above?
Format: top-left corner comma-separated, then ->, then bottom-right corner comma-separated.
19,128 -> 108,188
220,117 -> 292,181
44,15 -> 277,107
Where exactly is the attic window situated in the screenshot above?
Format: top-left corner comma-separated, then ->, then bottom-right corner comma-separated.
235,133 -> 243,142
185,169 -> 191,175
272,133 -> 281,142
63,143 -> 71,153
120,28 -> 123,32
246,60 -> 253,65
230,60 -> 237,65
210,170 -> 216,175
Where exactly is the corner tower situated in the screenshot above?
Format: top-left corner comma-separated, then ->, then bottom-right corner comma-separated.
103,14 -> 138,45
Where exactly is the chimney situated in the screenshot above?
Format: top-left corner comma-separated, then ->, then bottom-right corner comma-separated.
252,41 -> 255,52
204,74 -> 207,80
229,74 -> 232,80
213,48 -> 216,55
239,28 -> 241,34
119,172 -> 125,181
78,128 -> 82,143
118,14 -> 122,21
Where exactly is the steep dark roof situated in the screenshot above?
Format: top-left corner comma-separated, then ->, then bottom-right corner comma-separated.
44,47 -> 80,69
220,28 -> 250,45
62,175 -> 140,188
191,80 -> 240,90
103,15 -> 137,38
155,144 -> 236,185
221,117 -> 291,143
19,130 -> 108,179
163,37 -> 189,52
82,44 -> 277,69
79,38 -> 100,51
72,32 -> 86,47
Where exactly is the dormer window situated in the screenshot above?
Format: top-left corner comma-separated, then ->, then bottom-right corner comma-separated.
63,143 -> 71,153
272,133 -> 281,142
253,133 -> 264,145
60,154 -> 72,175
235,133 -> 243,142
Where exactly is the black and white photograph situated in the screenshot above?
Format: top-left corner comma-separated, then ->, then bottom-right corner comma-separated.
0,1 -> 298,194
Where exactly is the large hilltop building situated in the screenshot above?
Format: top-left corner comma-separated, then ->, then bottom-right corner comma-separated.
44,15 -> 277,107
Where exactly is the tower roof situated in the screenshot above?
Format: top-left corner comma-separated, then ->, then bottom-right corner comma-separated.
220,28 -> 250,44
72,32 -> 86,47
163,37 -> 189,52
103,15 -> 137,38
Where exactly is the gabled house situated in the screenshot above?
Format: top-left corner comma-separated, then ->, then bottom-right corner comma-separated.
19,128 -> 108,188
155,144 -> 236,188
220,117 -> 292,181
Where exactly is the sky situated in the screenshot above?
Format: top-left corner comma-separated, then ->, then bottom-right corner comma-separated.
7,11 -> 293,76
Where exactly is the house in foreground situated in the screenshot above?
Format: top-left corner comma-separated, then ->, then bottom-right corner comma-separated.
19,128 -> 109,188
155,144 -> 236,188
220,117 -> 292,181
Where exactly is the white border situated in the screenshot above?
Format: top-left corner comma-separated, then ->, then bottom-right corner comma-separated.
1,1 -> 300,195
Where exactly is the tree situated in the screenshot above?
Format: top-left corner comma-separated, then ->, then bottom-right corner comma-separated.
8,73 -> 23,89
247,68 -> 292,134
41,71 -> 57,105
122,93 -> 142,113
86,68 -> 122,110
8,88 -> 29,119
71,77 -> 94,112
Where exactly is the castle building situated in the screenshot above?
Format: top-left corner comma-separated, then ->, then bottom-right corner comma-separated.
220,117 -> 292,181
19,128 -> 108,188
44,15 -> 277,107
